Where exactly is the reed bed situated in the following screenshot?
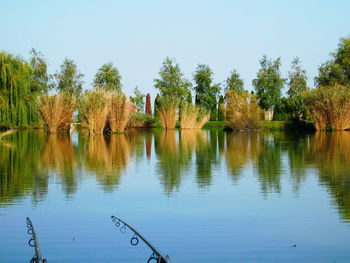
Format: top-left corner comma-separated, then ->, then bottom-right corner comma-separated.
108,92 -> 131,133
180,103 -> 210,129
38,93 -> 75,133
226,90 -> 262,131
304,85 -> 350,130
158,96 -> 178,129
78,90 -> 109,135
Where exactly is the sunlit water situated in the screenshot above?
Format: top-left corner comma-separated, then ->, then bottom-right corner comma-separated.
1,129 -> 350,263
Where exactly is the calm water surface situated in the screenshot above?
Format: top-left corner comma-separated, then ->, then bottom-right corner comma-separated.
0,129 -> 350,263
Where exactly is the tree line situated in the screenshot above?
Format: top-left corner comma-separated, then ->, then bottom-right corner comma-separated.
0,36 -> 349,130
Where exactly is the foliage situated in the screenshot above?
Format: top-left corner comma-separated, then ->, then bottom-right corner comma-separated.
153,93 -> 161,118
0,52 -> 40,127
158,96 -> 179,129
315,37 -> 350,86
78,90 -> 109,134
93,62 -> 122,91
154,57 -> 192,102
129,86 -> 145,111
193,64 -> 220,120
217,95 -> 225,121
286,57 -> 308,120
252,56 -> 285,112
145,93 -> 152,116
127,112 -> 155,128
29,48 -> 49,94
226,90 -> 262,130
180,102 -> 210,129
54,58 -> 84,97
304,84 -> 350,130
38,92 -> 76,133
225,69 -> 244,94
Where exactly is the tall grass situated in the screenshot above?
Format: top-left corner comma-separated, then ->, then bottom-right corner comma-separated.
78,90 -> 109,135
38,92 -> 76,133
304,85 -> 350,130
108,92 -> 131,133
226,90 -> 262,131
158,96 -> 178,129
180,103 -> 210,129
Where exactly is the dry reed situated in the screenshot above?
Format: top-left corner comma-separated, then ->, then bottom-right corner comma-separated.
158,96 -> 178,129
38,93 -> 76,133
78,90 -> 109,135
226,90 -> 262,131
304,85 -> 350,130
108,92 -> 131,133
180,103 -> 210,129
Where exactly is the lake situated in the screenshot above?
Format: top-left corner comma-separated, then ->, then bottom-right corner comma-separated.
0,129 -> 350,263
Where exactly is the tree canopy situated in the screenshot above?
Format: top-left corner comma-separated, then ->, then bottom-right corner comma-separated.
193,64 -> 220,120
315,37 -> 350,86
154,57 -> 192,102
225,69 -> 244,94
253,56 -> 285,111
93,62 -> 122,91
54,58 -> 84,97
129,86 -> 145,111
29,48 -> 49,94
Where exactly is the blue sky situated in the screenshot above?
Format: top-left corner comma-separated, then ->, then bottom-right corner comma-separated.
1,0 -> 349,98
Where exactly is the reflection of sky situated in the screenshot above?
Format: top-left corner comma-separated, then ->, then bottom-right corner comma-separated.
1,131 -> 350,263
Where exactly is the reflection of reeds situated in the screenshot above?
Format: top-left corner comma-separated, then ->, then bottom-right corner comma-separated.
225,132 -> 262,181
306,132 -> 350,220
84,135 -> 130,191
39,134 -> 76,195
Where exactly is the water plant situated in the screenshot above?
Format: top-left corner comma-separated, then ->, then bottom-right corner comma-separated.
38,92 -> 76,133
158,96 -> 179,129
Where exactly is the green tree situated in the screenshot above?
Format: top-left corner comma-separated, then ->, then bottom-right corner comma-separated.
253,56 -> 285,117
93,62 -> 122,91
315,37 -> 350,86
0,52 -> 39,127
154,57 -> 192,102
29,48 -> 49,94
217,95 -> 225,121
54,58 -> 84,97
129,86 -> 145,111
286,57 -> 308,120
193,64 -> 220,120
225,69 -> 244,93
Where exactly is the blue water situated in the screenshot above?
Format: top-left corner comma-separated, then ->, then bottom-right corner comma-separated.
0,130 -> 350,262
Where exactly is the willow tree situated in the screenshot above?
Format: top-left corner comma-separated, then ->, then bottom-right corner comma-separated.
0,52 -> 39,127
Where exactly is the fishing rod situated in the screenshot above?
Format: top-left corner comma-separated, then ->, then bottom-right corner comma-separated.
26,217 -> 47,263
111,215 -> 172,263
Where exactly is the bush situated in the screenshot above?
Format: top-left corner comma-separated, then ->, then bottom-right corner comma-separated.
158,96 -> 179,129
304,84 -> 350,130
127,112 -> 155,128
226,90 -> 262,131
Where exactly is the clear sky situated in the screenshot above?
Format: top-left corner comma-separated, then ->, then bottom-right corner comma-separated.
1,0 -> 349,98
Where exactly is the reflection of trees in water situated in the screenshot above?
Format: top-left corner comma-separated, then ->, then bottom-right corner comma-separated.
256,132 -> 283,195
39,134 -> 76,196
155,130 -> 182,195
225,132 -> 262,183
306,132 -> 350,221
195,130 -> 220,189
0,131 -> 48,206
84,134 -> 130,192
285,132 -> 310,192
